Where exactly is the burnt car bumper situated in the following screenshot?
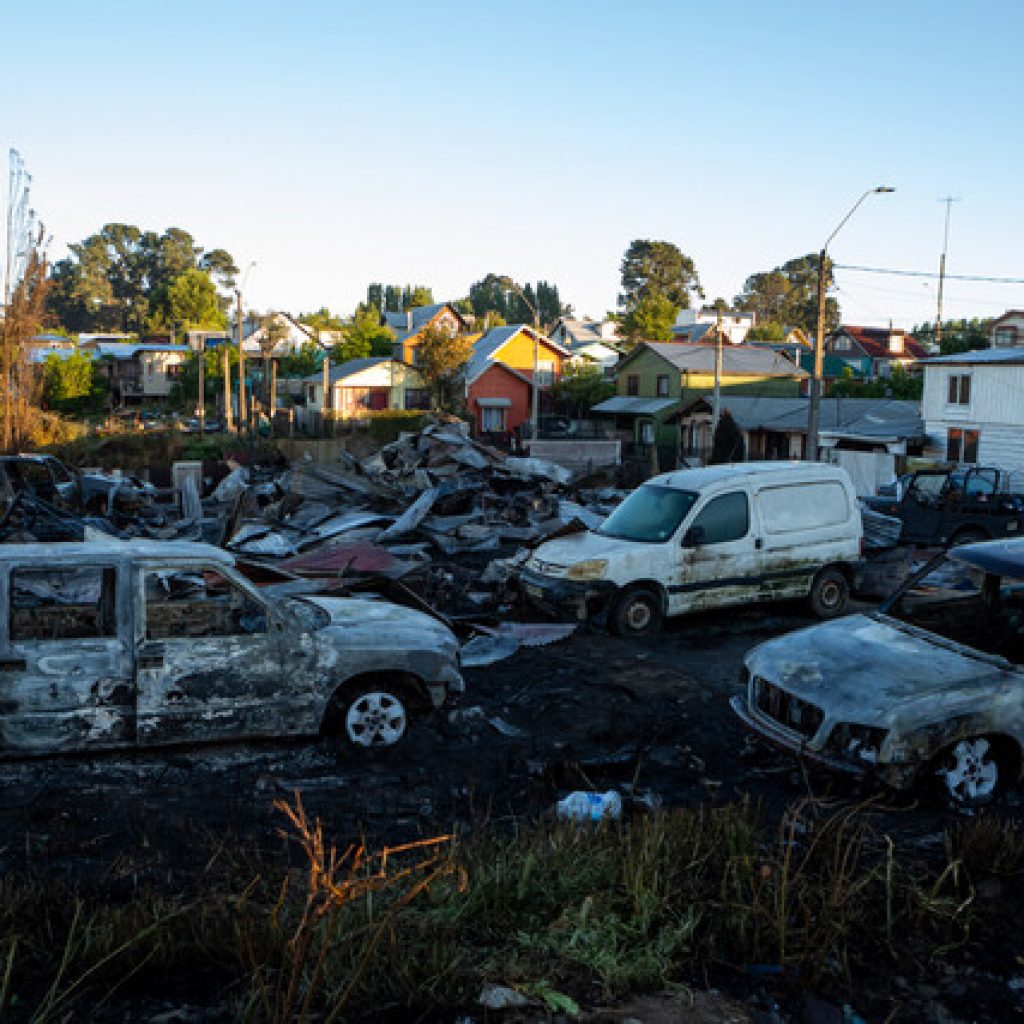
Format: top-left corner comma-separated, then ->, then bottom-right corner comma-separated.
518,568 -> 617,621
729,695 -> 867,777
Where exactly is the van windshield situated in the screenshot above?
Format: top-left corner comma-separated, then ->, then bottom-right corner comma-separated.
597,485 -> 698,543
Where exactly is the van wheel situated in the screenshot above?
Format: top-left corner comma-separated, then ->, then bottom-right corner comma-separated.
609,587 -> 663,636
809,568 -> 849,619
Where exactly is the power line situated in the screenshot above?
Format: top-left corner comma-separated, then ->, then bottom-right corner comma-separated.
835,263 -> 1024,285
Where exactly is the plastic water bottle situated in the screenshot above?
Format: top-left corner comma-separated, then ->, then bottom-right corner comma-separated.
556,790 -> 622,822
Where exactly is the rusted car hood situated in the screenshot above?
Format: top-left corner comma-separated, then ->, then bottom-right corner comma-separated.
745,613 -> 1020,715
299,595 -> 457,649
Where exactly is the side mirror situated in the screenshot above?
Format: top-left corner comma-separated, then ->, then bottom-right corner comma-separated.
682,525 -> 705,547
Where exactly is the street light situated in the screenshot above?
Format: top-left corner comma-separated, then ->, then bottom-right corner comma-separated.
808,186 -> 895,460
489,274 -> 542,442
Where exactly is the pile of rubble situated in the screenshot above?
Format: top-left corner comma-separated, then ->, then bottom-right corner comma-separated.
219,422 -> 623,623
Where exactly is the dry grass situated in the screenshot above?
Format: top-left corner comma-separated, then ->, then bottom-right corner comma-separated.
0,798 -> 1021,1021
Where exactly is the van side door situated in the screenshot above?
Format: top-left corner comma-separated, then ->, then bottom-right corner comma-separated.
675,489 -> 762,612
1,561 -> 134,754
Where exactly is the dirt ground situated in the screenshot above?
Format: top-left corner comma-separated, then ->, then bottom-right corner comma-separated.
2,600 -> 1023,1022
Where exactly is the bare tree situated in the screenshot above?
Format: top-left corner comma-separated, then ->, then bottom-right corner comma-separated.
1,226 -> 50,451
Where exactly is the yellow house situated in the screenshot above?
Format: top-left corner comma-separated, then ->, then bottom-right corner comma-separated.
387,303 -> 470,364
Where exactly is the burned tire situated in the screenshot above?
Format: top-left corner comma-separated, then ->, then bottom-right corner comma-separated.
935,736 -> 1010,808
609,587 -> 663,637
809,568 -> 849,619
336,685 -> 410,749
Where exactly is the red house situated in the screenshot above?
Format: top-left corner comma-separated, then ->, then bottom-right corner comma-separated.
466,361 -> 532,437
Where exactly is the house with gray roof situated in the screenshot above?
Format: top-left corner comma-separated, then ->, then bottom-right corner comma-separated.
301,357 -> 428,417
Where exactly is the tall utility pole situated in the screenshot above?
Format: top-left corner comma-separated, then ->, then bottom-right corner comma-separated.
197,338 -> 205,434
809,186 -> 895,460
235,289 -> 246,433
711,308 -> 723,445
222,341 -> 233,431
935,196 -> 960,351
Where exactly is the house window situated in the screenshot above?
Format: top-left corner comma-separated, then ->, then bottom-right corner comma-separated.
627,374 -> 640,396
946,428 -> 980,464
639,420 -> 654,445
947,373 -> 971,405
404,388 -> 431,410
480,406 -> 506,432
535,359 -> 555,387
994,326 -> 1018,347
656,374 -> 669,397
834,336 -> 851,351
166,364 -> 182,380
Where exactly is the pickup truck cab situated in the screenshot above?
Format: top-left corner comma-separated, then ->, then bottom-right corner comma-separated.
863,466 -> 1024,546
0,539 -> 463,755
520,462 -> 862,635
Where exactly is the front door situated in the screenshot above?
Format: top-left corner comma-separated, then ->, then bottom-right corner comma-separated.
1,563 -> 134,753
134,565 -> 287,745
673,490 -> 762,613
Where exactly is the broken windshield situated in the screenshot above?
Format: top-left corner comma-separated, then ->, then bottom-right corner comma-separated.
597,485 -> 698,543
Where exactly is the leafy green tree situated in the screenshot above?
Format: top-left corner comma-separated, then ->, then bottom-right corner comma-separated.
710,409 -> 745,464
830,364 -> 922,400
279,341 -> 322,378
334,308 -> 395,361
550,363 -> 615,415
735,253 -> 838,336
46,224 -> 234,334
620,291 -> 677,344
468,275 -> 570,327
619,239 -> 701,313
365,283 -> 435,313
912,318 -> 991,356
299,307 -> 345,333
746,322 -> 786,341
166,269 -> 227,331
416,323 -> 474,411
42,351 -> 107,414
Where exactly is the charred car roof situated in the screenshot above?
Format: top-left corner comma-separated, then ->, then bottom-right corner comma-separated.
0,539 -> 234,564
947,537 -> 1024,579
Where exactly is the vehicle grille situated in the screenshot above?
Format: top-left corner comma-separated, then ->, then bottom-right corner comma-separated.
754,677 -> 824,740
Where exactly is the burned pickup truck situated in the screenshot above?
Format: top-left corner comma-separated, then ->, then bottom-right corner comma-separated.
732,537 -> 1024,807
0,539 -> 463,755
862,466 -> 1024,547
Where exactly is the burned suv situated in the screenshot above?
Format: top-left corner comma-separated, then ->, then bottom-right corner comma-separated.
732,538 -> 1024,807
0,539 -> 463,754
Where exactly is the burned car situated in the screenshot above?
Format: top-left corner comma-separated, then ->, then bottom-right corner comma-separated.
732,537 -> 1024,807
0,539 -> 463,754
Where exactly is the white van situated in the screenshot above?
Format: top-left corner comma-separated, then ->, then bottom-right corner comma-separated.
520,462 -> 862,635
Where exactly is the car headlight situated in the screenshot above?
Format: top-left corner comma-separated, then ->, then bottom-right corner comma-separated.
566,559 -> 608,581
828,723 -> 888,764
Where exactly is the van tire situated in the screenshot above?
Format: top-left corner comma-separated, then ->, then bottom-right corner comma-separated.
609,587 -> 663,637
809,568 -> 849,619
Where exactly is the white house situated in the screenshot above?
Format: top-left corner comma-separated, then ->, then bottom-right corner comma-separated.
301,357 -> 429,416
989,310 -> 1024,348
673,307 -> 755,345
920,348 -> 1024,471
238,312 -> 321,356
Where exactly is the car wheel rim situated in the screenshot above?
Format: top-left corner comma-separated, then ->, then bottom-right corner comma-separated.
345,692 -> 407,747
819,580 -> 842,609
625,600 -> 652,631
941,738 -> 999,803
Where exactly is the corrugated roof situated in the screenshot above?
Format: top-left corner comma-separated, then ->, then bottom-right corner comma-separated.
464,325 -> 569,383
920,346 -> 1024,366
681,394 -> 923,440
303,357 -> 390,383
831,325 -> 926,360
591,396 -> 678,416
636,342 -> 808,377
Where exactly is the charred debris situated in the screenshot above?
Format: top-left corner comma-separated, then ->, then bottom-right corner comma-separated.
1,423 -> 623,658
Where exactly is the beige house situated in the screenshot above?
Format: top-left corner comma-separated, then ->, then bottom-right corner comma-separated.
302,357 -> 430,416
83,341 -> 192,404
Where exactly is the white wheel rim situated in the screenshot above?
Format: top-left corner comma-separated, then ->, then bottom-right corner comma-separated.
941,738 -> 998,803
820,580 -> 842,608
345,692 -> 407,747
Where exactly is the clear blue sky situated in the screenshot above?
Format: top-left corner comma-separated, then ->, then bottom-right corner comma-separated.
4,0 -> 1023,328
